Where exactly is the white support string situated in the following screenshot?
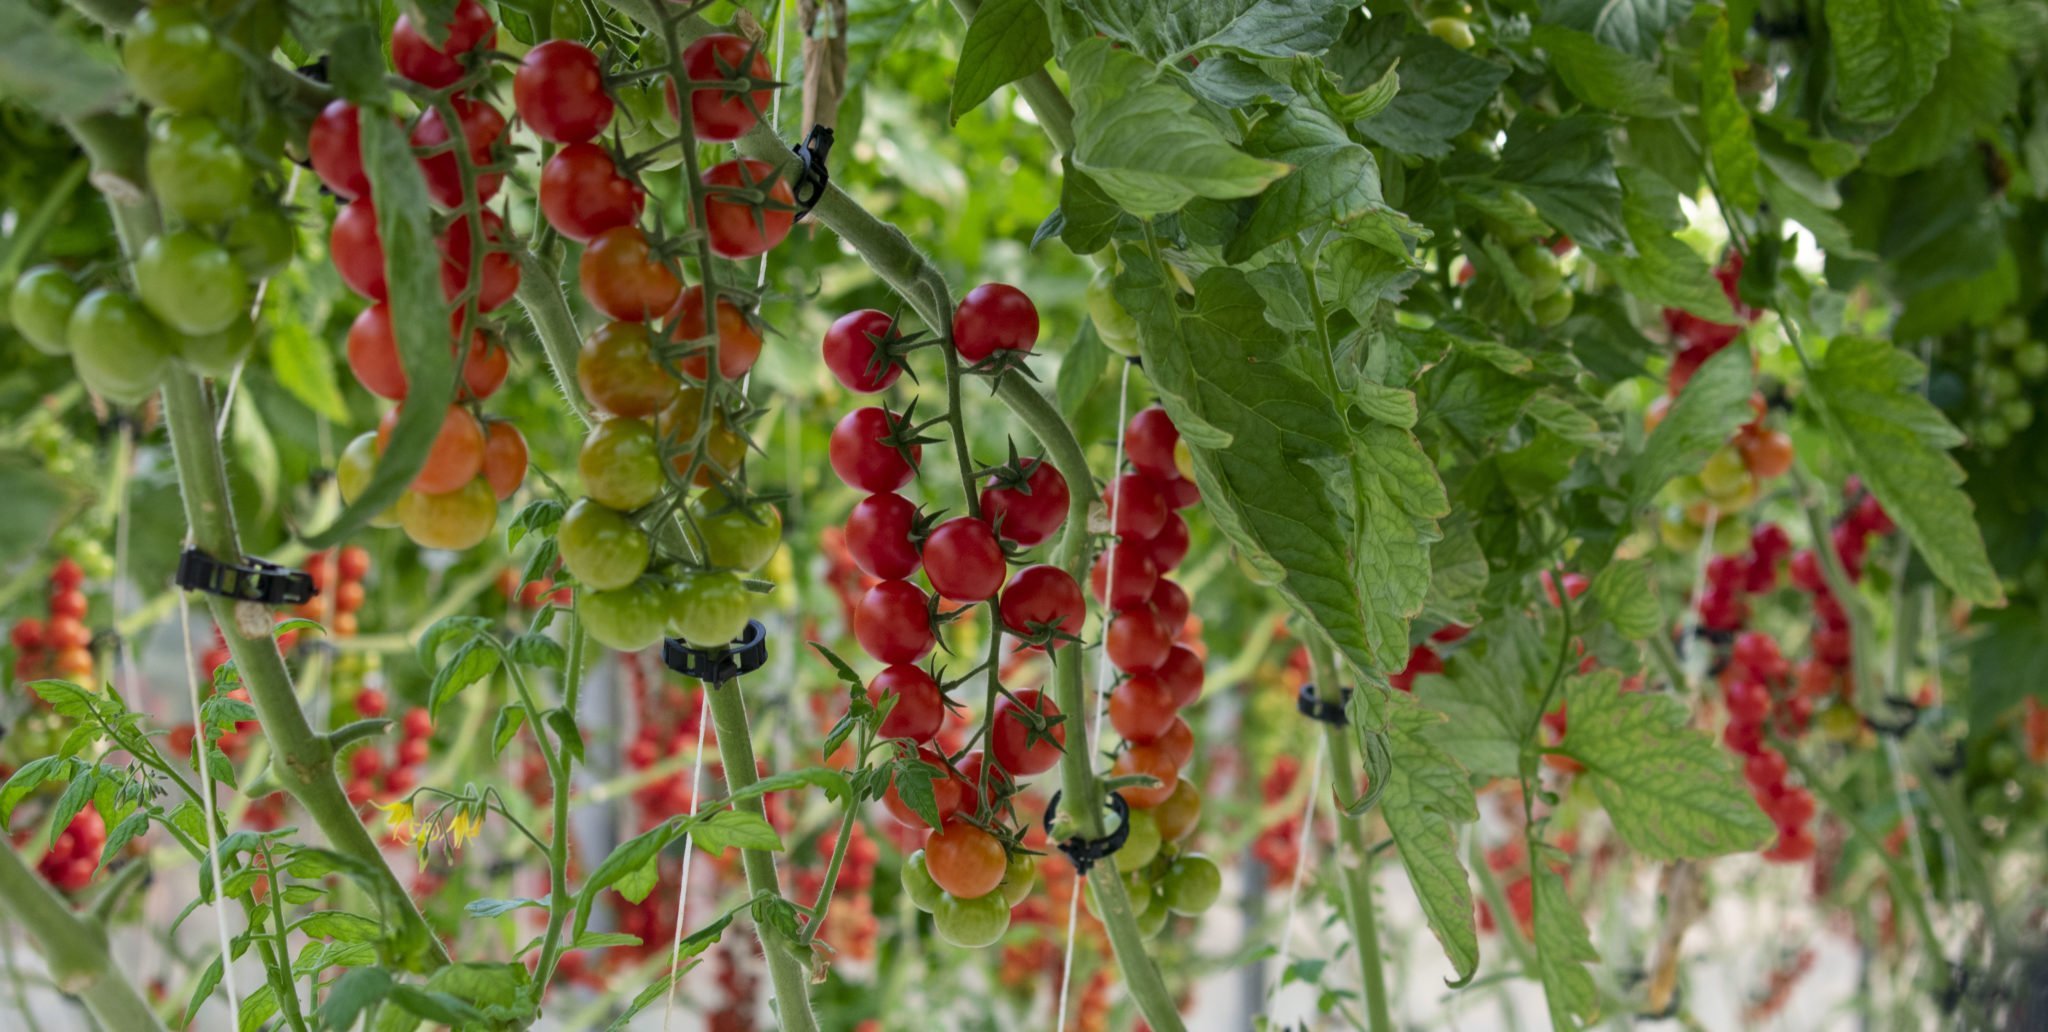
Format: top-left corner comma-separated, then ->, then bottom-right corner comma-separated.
658,680 -> 716,1032
1265,733 -> 1327,1022
1053,360 -> 1132,1032
177,581 -> 241,1030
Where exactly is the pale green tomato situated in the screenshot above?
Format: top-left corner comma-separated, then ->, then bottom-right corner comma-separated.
337,432 -> 402,528
1162,853 -> 1221,914
932,889 -> 1010,948
179,314 -> 254,378
666,570 -> 751,647
1119,808 -> 1162,870
997,850 -> 1036,907
581,580 -> 670,652
67,288 -> 173,405
902,850 -> 944,913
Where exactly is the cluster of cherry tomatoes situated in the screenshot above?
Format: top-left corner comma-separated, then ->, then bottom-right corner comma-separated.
823,287 -> 1066,948
1785,486 -> 1896,697
313,1 -> 528,553
35,804 -> 107,894
532,29 -> 792,656
289,546 -> 371,638
9,2 -> 295,403
1650,253 -> 1795,555
7,558 -> 94,686
344,706 -> 435,816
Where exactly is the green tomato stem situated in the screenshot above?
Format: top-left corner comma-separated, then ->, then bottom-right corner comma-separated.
1303,634 -> 1394,1032
0,846 -> 165,1032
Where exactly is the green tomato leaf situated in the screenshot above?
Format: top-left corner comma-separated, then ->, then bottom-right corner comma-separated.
1227,103 -> 1385,262
1862,16 -> 2019,176
1541,0 -> 1693,60
1559,671 -> 1776,858
1117,258 -> 1446,674
1530,26 -> 1677,117
1067,39 -> 1290,216
1587,168 -> 1737,322
1355,32 -> 1510,159
0,4 -> 128,118
950,0 -> 1053,124
1806,336 -> 2003,606
1067,0 -> 1353,61
1413,615 -> 1543,780
1588,557 -> 1665,641
688,809 -> 783,856
1825,0 -> 1952,124
1495,115 -> 1627,253
1357,685 -> 1479,982
1626,342 -> 1753,510
317,967 -> 394,1032
1697,11 -> 1759,214
1531,849 -> 1601,1029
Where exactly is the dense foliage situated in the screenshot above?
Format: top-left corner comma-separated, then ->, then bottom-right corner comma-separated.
1,0 -> 2046,1029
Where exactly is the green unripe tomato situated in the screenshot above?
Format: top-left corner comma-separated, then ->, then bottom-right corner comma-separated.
147,116 -> 251,226
1711,513 -> 1750,555
1984,367 -> 2022,401
225,203 -> 296,281
2013,341 -> 2048,378
689,495 -> 782,572
1136,886 -> 1171,937
1162,853 -> 1222,915
2000,399 -> 2034,431
1513,246 -> 1563,297
122,6 -> 243,116
1086,269 -> 1140,356
397,479 -> 497,551
67,288 -> 173,405
666,570 -> 751,647
578,417 -> 665,511
179,314 -> 254,377
1668,474 -> 1709,505
581,580 -> 670,652
1119,809 -> 1162,870
997,850 -> 1037,907
10,265 -> 82,355
902,850 -> 945,913
138,231 -> 249,335
1426,16 -> 1476,49
558,498 -> 651,591
1698,445 -> 1750,498
337,432 -> 402,528
1658,506 -> 1704,552
1531,286 -> 1574,327
932,888 -> 1010,948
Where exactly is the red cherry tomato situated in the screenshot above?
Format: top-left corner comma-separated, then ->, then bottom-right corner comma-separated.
439,209 -> 520,312
1125,406 -> 1180,482
411,96 -> 505,208
1106,606 -> 1173,674
330,198 -> 386,300
1154,717 -> 1194,769
873,665 -> 944,743
458,330 -> 508,401
1102,473 -> 1168,540
952,283 -> 1037,363
884,747 -> 967,829
979,457 -> 1068,547
668,286 -> 763,382
855,580 -> 935,664
308,100 -> 369,199
1089,544 -> 1157,610
924,820 -> 1007,898
1156,644 -> 1203,707
346,302 -> 407,400
1142,512 -> 1189,572
376,403 -> 485,495
1114,743 -> 1180,809
482,421 -> 527,501
701,159 -> 793,259
676,34 -> 774,142
999,565 -> 1083,646
845,492 -> 922,581
579,225 -> 680,322
822,309 -> 903,393
391,0 -> 494,89
990,688 -> 1064,777
829,407 -> 920,492
515,40 -> 613,144
1109,674 -> 1178,743
1149,578 -> 1189,637
540,143 -> 644,242
922,517 -> 1005,603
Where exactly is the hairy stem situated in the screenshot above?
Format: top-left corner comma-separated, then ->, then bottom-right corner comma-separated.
0,847 -> 165,1031
1303,634 -> 1392,1032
